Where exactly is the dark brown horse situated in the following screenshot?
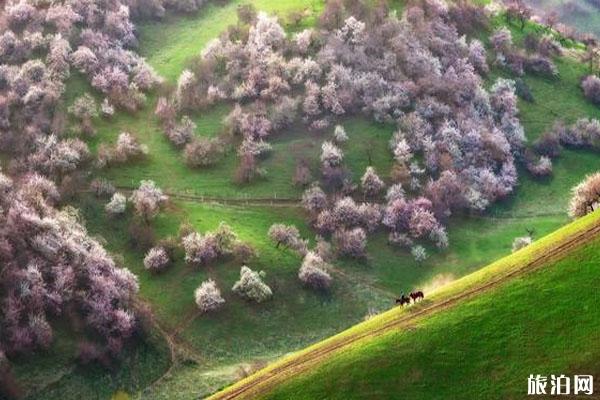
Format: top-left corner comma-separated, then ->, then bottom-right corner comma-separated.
410,290 -> 424,302
395,294 -> 411,306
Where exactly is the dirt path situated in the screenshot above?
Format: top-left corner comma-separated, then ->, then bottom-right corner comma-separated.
138,299 -> 210,395
86,187 -> 566,220
113,187 -> 301,207
208,219 -> 600,400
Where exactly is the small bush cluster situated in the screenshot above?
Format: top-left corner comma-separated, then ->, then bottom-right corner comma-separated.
105,192 -> 127,216
129,180 -> 168,222
512,235 -> 532,252
232,266 -> 272,303
491,27 -> 559,77
582,75 -> 600,106
98,132 -> 148,167
268,224 -> 308,255
194,279 -> 225,313
143,246 -> 171,273
182,222 -> 254,267
298,251 -> 332,290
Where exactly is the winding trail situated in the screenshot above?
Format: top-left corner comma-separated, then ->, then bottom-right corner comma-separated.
137,299 -> 206,393
208,218 -> 600,400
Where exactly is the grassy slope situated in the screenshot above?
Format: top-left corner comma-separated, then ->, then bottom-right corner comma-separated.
211,210 -> 600,400
523,0 -> 600,38
16,323 -> 170,400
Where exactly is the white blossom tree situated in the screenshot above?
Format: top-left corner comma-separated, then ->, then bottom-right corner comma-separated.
232,266 -> 272,303
195,280 -> 225,313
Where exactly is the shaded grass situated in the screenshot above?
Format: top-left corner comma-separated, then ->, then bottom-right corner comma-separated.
15,322 -> 170,400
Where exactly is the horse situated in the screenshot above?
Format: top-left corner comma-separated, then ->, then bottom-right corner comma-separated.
410,290 -> 424,302
395,295 -> 411,306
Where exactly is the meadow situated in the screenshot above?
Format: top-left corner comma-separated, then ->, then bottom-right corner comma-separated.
17,1 -> 600,398
254,211 -> 600,399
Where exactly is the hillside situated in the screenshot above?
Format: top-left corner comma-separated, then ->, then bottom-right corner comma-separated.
523,0 -> 600,38
4,0 -> 600,399
211,209 -> 600,399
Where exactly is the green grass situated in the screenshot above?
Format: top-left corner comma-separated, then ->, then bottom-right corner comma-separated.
219,211 -> 600,400
137,0 -> 324,82
16,322 -> 170,400
91,111 -> 395,198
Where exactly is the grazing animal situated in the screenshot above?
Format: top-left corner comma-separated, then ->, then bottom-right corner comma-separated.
410,290 -> 424,302
395,294 -> 411,306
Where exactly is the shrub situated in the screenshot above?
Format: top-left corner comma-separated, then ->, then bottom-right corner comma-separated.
182,232 -> 219,267
320,141 -> 343,168
129,180 -> 168,222
333,125 -> 348,143
155,97 -> 176,122
234,152 -> 260,184
411,245 -> 428,263
105,193 -> 127,216
232,242 -> 257,262
69,93 -> 98,135
293,160 -> 312,187
333,228 -> 367,258
302,184 -> 327,215
568,172 -> 600,218
175,69 -> 197,110
526,155 -> 553,178
114,132 -> 148,163
213,222 -> 237,256
194,280 -> 225,313
232,266 -> 272,303
332,197 -> 362,228
582,75 -> 600,105
268,224 -> 308,255
511,235 -> 532,252
237,4 -> 257,25
143,246 -> 171,273
298,251 -> 332,290
360,166 -> 385,197
533,132 -> 561,158
101,99 -> 115,118
490,27 -> 513,52
385,184 -> 405,202
358,203 -> 382,232
77,341 -> 102,365
524,56 -> 557,77
166,116 -> 195,147
468,39 -> 488,75
157,236 -> 179,259
68,93 -> 98,121
90,179 -> 116,198
184,138 -> 222,168
448,1 -> 488,36
128,221 -> 156,251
